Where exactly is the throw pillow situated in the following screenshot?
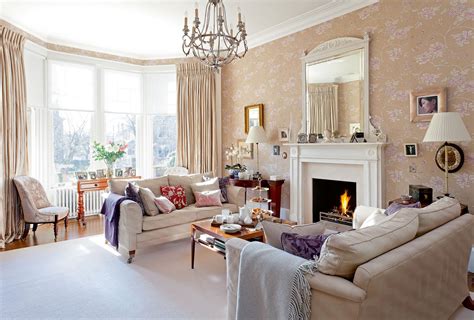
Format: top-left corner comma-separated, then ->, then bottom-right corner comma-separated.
409,196 -> 460,236
154,196 -> 176,213
168,174 -> 203,205
261,220 -> 326,250
160,185 -> 187,209
385,201 -> 421,216
194,190 -> 223,207
125,182 -> 145,213
360,209 -> 387,229
192,177 -> 227,203
218,177 -> 230,203
281,232 -> 331,260
138,187 -> 159,216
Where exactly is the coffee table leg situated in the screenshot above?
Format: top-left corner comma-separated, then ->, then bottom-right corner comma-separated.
191,228 -> 196,269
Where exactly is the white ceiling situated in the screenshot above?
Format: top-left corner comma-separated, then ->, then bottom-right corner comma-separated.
0,0 -> 377,59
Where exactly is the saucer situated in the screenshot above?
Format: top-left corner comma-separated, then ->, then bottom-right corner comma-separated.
220,224 -> 242,234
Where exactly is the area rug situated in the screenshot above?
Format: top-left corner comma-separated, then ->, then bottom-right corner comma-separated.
0,236 -> 227,319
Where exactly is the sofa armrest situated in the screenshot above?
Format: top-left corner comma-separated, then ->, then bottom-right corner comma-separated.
119,200 -> 143,234
226,238 -> 249,320
308,272 -> 366,303
353,205 -> 384,229
226,185 -> 245,207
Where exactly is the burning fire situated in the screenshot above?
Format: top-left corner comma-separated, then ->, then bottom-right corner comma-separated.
339,190 -> 351,216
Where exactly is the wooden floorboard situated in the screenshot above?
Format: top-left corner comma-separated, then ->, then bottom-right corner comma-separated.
1,215 -> 104,252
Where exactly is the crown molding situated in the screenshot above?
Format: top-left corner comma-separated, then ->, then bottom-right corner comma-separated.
247,0 -> 378,49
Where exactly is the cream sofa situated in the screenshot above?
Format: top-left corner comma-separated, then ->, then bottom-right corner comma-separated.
109,174 -> 245,263
226,198 -> 474,320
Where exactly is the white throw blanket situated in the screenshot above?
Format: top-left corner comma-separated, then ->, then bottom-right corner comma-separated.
236,242 -> 317,320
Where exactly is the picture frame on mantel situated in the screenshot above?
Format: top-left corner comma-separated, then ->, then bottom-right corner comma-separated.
410,87 -> 446,122
244,104 -> 264,133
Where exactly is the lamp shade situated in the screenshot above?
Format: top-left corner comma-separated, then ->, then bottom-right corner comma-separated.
246,126 -> 268,144
423,112 -> 472,142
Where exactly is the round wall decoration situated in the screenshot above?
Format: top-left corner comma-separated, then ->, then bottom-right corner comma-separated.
435,143 -> 464,173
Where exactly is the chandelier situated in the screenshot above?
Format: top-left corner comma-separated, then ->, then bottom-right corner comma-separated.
182,0 -> 248,70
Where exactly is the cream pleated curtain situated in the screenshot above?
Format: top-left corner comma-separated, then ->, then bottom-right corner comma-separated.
0,26 -> 29,248
307,84 -> 338,134
176,63 -> 217,175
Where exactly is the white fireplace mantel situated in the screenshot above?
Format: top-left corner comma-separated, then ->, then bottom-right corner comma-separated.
285,142 -> 386,223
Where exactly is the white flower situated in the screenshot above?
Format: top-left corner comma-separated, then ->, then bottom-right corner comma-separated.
105,144 -> 114,152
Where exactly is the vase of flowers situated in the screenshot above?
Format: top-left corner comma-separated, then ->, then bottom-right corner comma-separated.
92,141 -> 128,178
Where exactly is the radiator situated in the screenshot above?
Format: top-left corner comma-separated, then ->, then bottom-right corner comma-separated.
52,187 -> 104,218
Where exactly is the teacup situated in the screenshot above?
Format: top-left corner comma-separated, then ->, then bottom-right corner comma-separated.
214,214 -> 224,224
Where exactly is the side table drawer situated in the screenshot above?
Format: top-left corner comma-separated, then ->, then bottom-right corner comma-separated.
79,181 -> 108,191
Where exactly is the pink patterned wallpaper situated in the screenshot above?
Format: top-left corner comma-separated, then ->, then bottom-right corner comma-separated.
221,0 -> 474,211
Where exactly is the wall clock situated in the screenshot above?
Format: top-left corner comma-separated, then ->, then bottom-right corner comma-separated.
435,143 -> 464,173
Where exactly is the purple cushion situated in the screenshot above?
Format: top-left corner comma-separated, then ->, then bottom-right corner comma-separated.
385,201 -> 421,216
281,232 -> 331,260
218,177 -> 230,203
125,182 -> 145,214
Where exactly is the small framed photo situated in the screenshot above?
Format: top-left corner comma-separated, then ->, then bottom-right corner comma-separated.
297,133 -> 308,143
404,143 -> 418,157
88,171 -> 97,180
308,133 -> 318,143
272,145 -> 280,156
130,168 -> 136,177
115,168 -> 123,177
96,169 -> 106,178
410,87 -> 446,122
238,140 -> 253,159
123,167 -> 132,177
279,128 -> 289,142
75,172 -> 88,180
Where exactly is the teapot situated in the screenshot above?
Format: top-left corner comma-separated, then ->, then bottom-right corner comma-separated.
239,206 -> 250,221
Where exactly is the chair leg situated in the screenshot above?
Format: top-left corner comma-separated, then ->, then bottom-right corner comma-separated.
64,215 -> 68,230
53,215 -> 58,241
32,223 -> 38,232
22,223 -> 30,239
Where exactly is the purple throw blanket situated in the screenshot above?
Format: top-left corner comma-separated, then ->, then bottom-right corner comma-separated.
100,193 -> 131,248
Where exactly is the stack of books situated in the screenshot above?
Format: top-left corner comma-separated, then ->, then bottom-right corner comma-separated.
213,239 -> 226,253
198,234 -> 215,246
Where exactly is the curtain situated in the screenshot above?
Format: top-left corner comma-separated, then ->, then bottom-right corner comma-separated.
176,63 -> 217,174
0,26 -> 28,248
307,84 -> 338,134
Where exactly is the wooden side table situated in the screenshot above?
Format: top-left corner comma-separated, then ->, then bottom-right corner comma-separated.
229,178 -> 285,217
76,176 -> 141,226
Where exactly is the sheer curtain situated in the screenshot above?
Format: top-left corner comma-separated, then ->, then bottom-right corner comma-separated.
307,84 -> 338,134
0,26 -> 29,247
176,63 -> 217,174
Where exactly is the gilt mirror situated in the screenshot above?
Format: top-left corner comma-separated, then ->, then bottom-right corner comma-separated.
302,34 -> 370,138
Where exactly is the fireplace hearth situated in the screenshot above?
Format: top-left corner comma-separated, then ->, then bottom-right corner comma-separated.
313,178 -> 356,224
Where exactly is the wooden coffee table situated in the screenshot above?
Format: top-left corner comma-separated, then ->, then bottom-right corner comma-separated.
190,220 -> 264,269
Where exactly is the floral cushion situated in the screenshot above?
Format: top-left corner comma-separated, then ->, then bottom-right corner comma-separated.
160,185 -> 187,209
281,232 -> 332,260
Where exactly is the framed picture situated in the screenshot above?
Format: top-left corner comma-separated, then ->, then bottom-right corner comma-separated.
308,133 -> 318,143
115,168 -> 123,177
404,143 -> 418,157
130,168 -> 136,177
96,169 -> 106,178
272,145 -> 280,156
244,104 -> 264,133
279,128 -> 289,142
237,140 -> 253,159
75,172 -> 88,180
123,167 -> 132,177
297,133 -> 308,143
410,87 -> 446,122
88,171 -> 97,180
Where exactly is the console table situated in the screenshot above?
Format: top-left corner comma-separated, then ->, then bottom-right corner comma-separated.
76,176 -> 140,226
229,178 -> 285,217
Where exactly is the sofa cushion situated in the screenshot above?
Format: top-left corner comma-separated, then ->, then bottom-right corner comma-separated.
191,177 -> 225,202
142,209 -> 197,231
360,209 -> 386,229
168,174 -> 203,205
385,201 -> 420,216
281,232 -> 331,260
125,182 -> 144,213
138,187 -> 159,216
160,185 -> 187,209
109,179 -> 138,195
135,176 -> 169,197
317,209 -> 419,279
154,196 -> 176,213
262,221 -> 326,250
411,196 -> 461,236
194,190 -> 223,207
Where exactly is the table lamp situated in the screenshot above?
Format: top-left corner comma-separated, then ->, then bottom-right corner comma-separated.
423,112 -> 471,196
246,126 -> 268,177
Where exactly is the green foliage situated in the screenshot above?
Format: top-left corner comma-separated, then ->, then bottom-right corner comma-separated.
92,141 -> 128,164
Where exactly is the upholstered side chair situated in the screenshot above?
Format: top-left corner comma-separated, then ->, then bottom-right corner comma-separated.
13,176 -> 69,240
164,166 -> 189,176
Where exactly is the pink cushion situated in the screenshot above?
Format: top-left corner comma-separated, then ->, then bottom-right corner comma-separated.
194,190 -> 223,207
154,196 -> 176,214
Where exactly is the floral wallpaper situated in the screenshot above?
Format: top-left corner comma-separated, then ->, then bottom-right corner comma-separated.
221,0 -> 474,212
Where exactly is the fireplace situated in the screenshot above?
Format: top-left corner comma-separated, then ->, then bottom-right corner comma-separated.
312,178 -> 356,225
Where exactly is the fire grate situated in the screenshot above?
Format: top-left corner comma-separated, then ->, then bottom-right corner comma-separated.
319,210 -> 353,226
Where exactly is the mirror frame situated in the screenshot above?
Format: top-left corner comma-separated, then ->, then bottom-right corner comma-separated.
301,33 -> 370,137
244,103 -> 264,134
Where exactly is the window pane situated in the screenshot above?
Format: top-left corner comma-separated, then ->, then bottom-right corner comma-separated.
49,61 -> 95,110
153,115 -> 177,177
53,110 -> 91,184
104,70 -> 141,113
105,113 -> 136,169
145,72 -> 176,114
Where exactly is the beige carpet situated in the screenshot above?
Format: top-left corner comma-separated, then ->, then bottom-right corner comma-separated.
1,235 -> 473,319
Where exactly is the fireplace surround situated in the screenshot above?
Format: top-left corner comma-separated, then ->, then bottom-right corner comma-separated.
286,142 -> 386,224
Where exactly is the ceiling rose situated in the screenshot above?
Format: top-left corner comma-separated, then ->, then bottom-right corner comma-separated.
182,0 -> 248,70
